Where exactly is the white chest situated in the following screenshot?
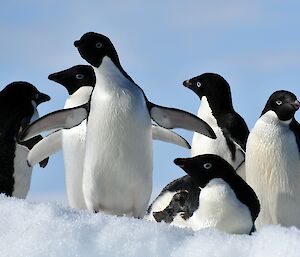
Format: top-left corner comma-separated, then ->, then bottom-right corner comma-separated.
246,111 -> 300,228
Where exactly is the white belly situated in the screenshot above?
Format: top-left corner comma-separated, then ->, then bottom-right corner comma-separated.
246,111 -> 300,229
192,97 -> 244,171
82,61 -> 153,217
180,179 -> 252,234
12,144 -> 32,199
62,87 -> 93,210
63,121 -> 87,209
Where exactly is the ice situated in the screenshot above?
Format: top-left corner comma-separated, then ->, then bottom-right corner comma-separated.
0,195 -> 299,257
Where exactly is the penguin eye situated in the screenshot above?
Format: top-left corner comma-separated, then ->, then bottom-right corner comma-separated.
35,93 -> 39,100
276,100 -> 283,106
203,163 -> 212,170
76,74 -> 85,80
196,82 -> 201,88
95,42 -> 102,48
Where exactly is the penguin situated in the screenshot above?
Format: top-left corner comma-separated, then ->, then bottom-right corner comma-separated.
27,65 -> 191,210
149,154 -> 260,234
183,73 -> 249,179
20,32 -> 216,217
49,65 -> 95,209
245,90 -> 300,229
0,82 -> 50,198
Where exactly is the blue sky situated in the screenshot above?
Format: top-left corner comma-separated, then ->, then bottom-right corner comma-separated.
1,1 -> 300,203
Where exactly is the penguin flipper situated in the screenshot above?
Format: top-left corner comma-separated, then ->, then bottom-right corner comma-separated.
152,124 -> 191,149
20,103 -> 89,141
27,130 -> 63,167
149,103 -> 216,139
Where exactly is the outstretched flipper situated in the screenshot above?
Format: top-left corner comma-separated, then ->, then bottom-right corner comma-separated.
20,135 -> 50,168
148,102 -> 216,139
20,103 -> 89,141
27,130 -> 63,167
151,124 -> 190,149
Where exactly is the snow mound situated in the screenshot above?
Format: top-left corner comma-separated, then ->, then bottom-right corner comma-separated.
0,195 -> 300,257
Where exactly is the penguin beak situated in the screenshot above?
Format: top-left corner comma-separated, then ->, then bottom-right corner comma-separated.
74,40 -> 81,48
174,158 -> 189,168
48,72 -> 64,84
36,93 -> 51,105
292,100 -> 300,111
183,80 -> 192,88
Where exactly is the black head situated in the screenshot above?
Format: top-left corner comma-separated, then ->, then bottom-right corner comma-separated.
74,32 -> 119,68
48,65 -> 95,95
261,90 -> 300,121
174,154 -> 236,188
183,73 -> 233,111
1,82 -> 50,106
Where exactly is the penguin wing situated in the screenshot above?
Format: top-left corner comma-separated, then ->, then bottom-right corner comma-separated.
152,190 -> 190,223
152,124 -> 191,149
19,135 -> 49,168
20,103 -> 89,141
220,112 -> 249,151
289,119 -> 300,153
27,130 -> 62,167
148,103 -> 216,139
148,175 -> 199,214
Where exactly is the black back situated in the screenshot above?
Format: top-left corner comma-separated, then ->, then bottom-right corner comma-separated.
183,73 -> 249,152
290,119 -> 300,153
174,154 -> 260,222
48,65 -> 96,95
0,82 -> 50,196
148,175 -> 200,223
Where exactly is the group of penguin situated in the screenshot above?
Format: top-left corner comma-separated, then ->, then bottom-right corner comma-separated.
1,32 -> 300,235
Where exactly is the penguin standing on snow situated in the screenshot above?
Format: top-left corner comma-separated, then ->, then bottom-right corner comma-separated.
150,154 -> 260,234
0,82 -> 50,198
183,73 -> 249,179
48,65 -> 95,209
28,65 -> 191,210
20,32 -> 216,217
246,90 -> 300,229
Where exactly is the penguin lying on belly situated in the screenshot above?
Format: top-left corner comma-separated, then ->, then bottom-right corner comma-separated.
0,82 -> 50,198
27,65 -> 191,210
148,154 -> 260,234
20,32 -> 216,218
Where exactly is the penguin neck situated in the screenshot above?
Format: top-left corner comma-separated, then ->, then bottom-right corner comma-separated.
101,55 -> 134,83
260,111 -> 292,127
64,86 -> 93,108
94,57 -> 135,92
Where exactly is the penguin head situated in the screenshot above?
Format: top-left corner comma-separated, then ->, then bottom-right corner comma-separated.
261,90 -> 300,122
74,32 -> 119,68
48,65 -> 95,95
1,82 -> 50,107
183,73 -> 233,111
174,154 -> 235,188
0,82 -> 50,132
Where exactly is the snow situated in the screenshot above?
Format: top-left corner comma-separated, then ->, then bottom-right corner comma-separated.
0,195 -> 300,257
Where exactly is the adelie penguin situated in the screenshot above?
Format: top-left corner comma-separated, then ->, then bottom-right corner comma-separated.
183,73 -> 249,179
246,90 -> 300,229
28,65 -> 191,210
149,154 -> 260,234
21,32 -> 216,217
0,82 -> 50,198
